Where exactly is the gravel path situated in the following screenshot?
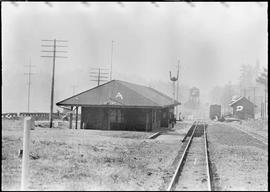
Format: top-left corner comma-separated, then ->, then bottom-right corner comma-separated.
207,122 -> 268,191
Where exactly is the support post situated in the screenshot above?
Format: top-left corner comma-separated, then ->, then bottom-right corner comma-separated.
75,106 -> 78,130
80,107 -> 83,129
21,117 -> 32,191
69,113 -> 73,129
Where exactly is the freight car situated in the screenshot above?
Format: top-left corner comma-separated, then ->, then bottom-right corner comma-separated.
209,104 -> 221,120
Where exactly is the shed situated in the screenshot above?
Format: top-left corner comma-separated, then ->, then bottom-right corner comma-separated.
228,96 -> 256,120
56,80 -> 180,131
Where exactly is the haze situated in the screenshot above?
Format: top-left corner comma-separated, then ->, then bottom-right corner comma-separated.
2,2 -> 268,113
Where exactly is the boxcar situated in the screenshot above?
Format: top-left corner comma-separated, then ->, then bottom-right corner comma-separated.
209,104 -> 221,120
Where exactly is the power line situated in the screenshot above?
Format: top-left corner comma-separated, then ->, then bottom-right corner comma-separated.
41,39 -> 68,128
90,68 -> 109,86
24,57 -> 36,113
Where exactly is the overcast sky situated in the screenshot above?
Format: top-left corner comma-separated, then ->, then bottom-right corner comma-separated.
2,2 -> 268,113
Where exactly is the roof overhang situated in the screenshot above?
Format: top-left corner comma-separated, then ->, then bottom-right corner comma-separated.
56,103 -> 181,109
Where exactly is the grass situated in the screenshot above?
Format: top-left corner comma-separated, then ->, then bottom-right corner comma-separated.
2,119 -> 182,191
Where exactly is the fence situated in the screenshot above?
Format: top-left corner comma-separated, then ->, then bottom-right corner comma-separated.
2,112 -> 63,120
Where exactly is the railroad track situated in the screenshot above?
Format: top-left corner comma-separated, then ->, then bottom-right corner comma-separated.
167,121 -> 213,191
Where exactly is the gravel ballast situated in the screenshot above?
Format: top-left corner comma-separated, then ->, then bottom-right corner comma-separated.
207,122 -> 268,191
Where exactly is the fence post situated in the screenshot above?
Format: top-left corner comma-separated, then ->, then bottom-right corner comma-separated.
21,117 -> 31,191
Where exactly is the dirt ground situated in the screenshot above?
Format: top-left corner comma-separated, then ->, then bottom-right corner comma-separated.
207,121 -> 268,191
226,120 -> 268,143
2,119 -> 192,191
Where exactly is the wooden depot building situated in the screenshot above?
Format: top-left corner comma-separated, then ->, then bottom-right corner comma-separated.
228,96 -> 256,120
56,80 -> 180,131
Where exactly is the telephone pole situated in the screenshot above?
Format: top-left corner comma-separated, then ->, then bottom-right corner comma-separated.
176,60 -> 180,120
110,41 -> 114,80
41,39 -> 68,128
24,57 -> 35,113
72,85 -> 78,95
90,68 -> 109,86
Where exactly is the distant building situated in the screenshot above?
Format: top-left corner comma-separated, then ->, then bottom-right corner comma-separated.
228,96 -> 256,120
56,80 -> 180,131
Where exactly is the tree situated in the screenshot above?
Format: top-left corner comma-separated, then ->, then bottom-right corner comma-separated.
256,67 -> 268,119
256,67 -> 268,88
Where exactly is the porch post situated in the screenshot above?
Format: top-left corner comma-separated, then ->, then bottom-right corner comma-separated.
80,106 -> 83,129
69,106 -> 73,129
75,106 -> 78,129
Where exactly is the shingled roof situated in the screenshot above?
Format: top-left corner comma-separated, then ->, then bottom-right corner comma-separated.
56,80 -> 180,108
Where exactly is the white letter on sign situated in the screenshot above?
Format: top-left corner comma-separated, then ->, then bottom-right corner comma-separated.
236,105 -> 243,111
115,92 -> 123,100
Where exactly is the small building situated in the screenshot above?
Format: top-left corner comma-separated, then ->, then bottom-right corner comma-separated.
228,96 -> 256,120
56,80 -> 180,131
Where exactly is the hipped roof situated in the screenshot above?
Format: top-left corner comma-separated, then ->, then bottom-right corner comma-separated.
56,80 -> 180,108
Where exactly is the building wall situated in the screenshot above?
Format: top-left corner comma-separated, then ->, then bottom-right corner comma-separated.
161,108 -> 170,127
81,107 -> 166,131
81,107 -> 109,130
232,99 -> 254,120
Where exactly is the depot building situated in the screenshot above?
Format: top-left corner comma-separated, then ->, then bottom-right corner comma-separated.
56,80 -> 180,131
228,96 -> 256,120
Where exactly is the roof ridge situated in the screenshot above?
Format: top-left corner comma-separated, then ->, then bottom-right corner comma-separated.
117,80 -> 160,106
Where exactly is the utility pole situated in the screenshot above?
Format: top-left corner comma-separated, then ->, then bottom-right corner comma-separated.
41,39 -> 68,128
24,57 -> 35,113
90,68 -> 109,86
176,60 -> 180,120
110,40 -> 114,81
170,64 -> 179,119
72,85 -> 78,95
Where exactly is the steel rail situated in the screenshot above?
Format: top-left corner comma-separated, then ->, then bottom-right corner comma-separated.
167,121 -> 199,191
203,122 -> 212,191
181,121 -> 195,142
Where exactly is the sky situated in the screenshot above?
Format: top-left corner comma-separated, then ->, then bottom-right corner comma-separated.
2,2 -> 268,113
